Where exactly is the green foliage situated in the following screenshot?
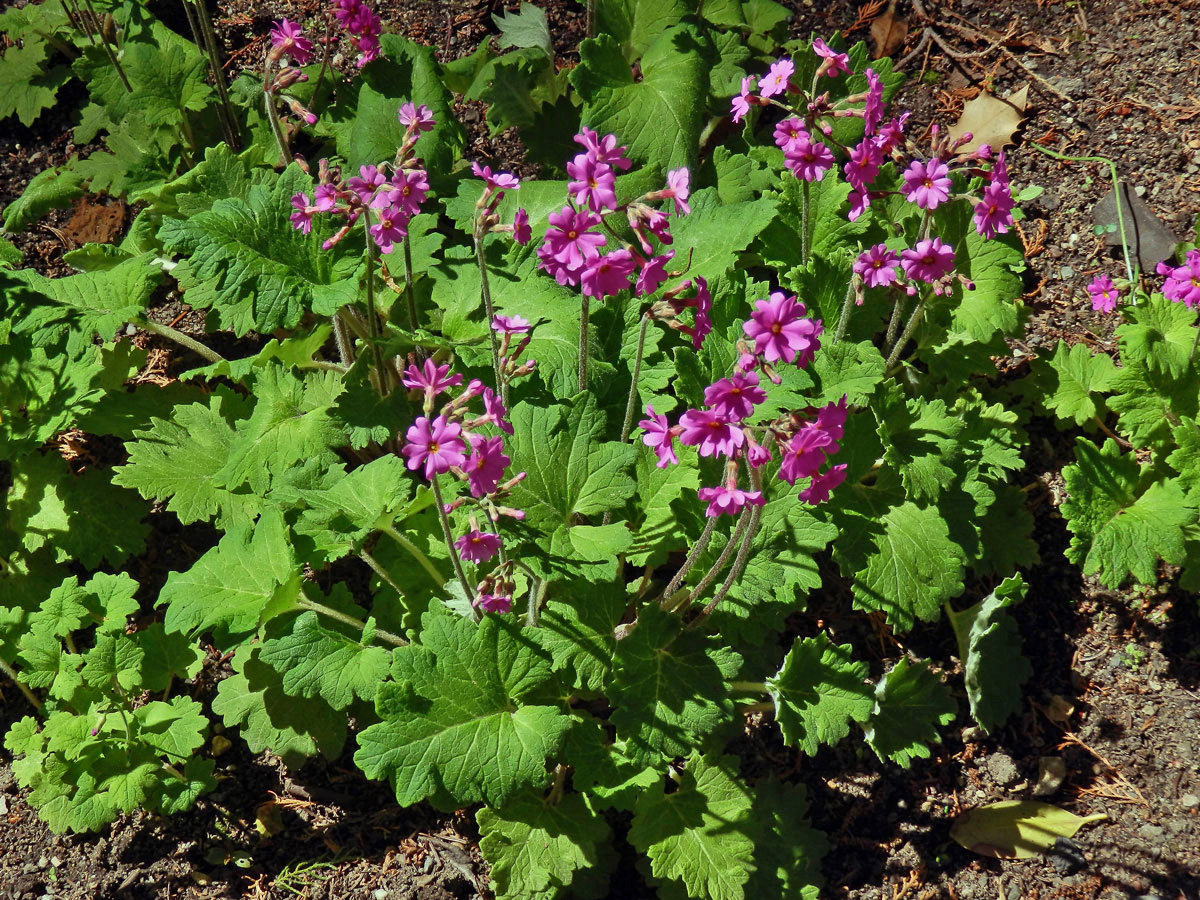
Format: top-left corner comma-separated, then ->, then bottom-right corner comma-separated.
767,634 -> 873,756
864,658 -> 957,767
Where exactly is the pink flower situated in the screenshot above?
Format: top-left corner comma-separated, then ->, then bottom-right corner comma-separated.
798,464 -> 847,505
1159,250 -> 1200,308
845,138 -> 882,192
348,165 -> 387,203
902,158 -> 952,210
471,162 -> 520,192
398,102 -> 435,132
876,112 -> 909,154
541,206 -> 605,272
785,136 -> 835,182
900,238 -> 956,283
759,58 -> 794,98
704,371 -> 766,421
475,593 -> 512,614
465,434 -> 510,497
664,168 -> 690,217
512,208 -> 531,245
854,244 -> 900,289
678,409 -> 745,458
401,358 -> 463,398
636,251 -> 673,297
581,249 -> 635,299
639,405 -> 678,468
774,117 -> 808,152
368,200 -> 408,253
492,314 -> 532,334
481,388 -> 513,435
847,190 -> 872,223
691,276 -> 712,349
698,483 -> 765,517
1087,274 -> 1120,313
455,530 -> 501,563
313,184 -> 339,211
270,20 -> 313,65
812,38 -> 850,77
973,182 -> 1014,239
289,192 -> 315,233
386,168 -> 429,218
567,154 -> 617,213
731,76 -> 757,123
863,68 -> 884,136
814,396 -> 849,443
402,415 -> 467,479
743,292 -> 824,366
778,426 -> 835,484
574,127 -> 632,171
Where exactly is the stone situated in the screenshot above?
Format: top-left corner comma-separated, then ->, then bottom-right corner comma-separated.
987,753 -> 1019,786
1180,792 -> 1199,808
1137,823 -> 1164,841
1034,756 -> 1067,797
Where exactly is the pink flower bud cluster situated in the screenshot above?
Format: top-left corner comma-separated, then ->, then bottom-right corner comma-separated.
1158,250 -> 1200,309
639,291 -> 848,514
287,102 -> 434,252
470,163 -> 529,246
332,0 -> 382,67
536,128 -> 697,312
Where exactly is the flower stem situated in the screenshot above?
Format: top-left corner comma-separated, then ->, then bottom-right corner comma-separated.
379,522 -> 446,586
676,506 -> 753,614
0,658 -> 43,713
297,589 -> 408,646
361,207 -> 391,395
432,476 -> 475,604
142,318 -> 226,363
473,233 -> 507,406
801,179 -> 811,265
620,313 -> 651,443
729,680 -> 768,694
659,516 -> 719,606
62,0 -> 94,44
695,503 -> 763,621
832,278 -> 857,344
403,234 -> 418,332
184,0 -> 239,149
83,0 -> 131,92
884,291 -> 907,348
578,293 -> 591,393
331,313 -> 353,367
525,576 -> 546,628
884,292 -> 928,371
263,87 -> 290,167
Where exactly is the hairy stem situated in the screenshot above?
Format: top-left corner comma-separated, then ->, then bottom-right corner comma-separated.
0,659 -> 43,713
729,680 -> 769,694
831,278 -> 857,344
884,292 -> 929,371
263,88 -> 290,167
185,0 -> 239,149
331,313 -> 352,367
620,313 -> 651,443
83,0 -> 131,91
473,233 -> 507,406
142,318 -> 226,363
62,0 -> 94,43
525,576 -> 546,628
678,506 -> 753,615
659,516 -> 719,605
297,590 -> 408,647
696,503 -> 763,620
578,293 -> 591,393
361,207 -> 391,395
884,290 -> 907,349
432,476 -> 475,605
403,234 -> 418,332
379,523 -> 446,586
801,179 -> 811,265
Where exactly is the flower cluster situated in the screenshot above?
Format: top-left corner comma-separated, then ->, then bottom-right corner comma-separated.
853,238 -> 972,298
399,346 -> 536,614
537,128 -> 698,314
332,0 -> 382,67
640,290 -> 847,514
288,102 -> 436,252
1158,249 -> 1200,309
471,162 -> 529,246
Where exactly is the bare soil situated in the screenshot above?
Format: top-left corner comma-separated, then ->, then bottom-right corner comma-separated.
2,1 -> 1199,899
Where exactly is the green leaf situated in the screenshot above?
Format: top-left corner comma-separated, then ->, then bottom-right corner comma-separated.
810,340 -> 886,406
212,644 -> 346,767
289,455 -> 412,561
494,3 -> 554,58
609,604 -> 741,766
668,188 -> 779,285
879,394 -> 964,502
132,623 -> 204,692
81,632 -> 145,692
570,25 -> 713,174
478,791 -> 614,900
158,166 -> 360,336
1168,417 -> 1200,500
767,634 -> 873,756
628,754 -> 756,900
329,353 -> 417,449
2,165 -> 85,232
355,604 -> 572,808
258,611 -> 391,710
744,778 -> 826,900
132,697 -> 209,761
0,40 -> 70,126
531,577 -> 626,692
1107,361 -> 1199,450
151,756 -> 217,816
1033,340 -> 1119,426
951,801 -> 1107,859
113,389 -> 258,528
759,172 -> 868,272
946,575 -> 1030,733
594,0 -> 689,61
1116,294 -> 1199,378
627,445 -> 700,567
945,230 -> 1024,344
1060,437 -> 1195,587
864,658 -> 956,768
159,508 -> 301,639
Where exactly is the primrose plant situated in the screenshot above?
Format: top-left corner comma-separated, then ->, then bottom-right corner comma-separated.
2,4 -> 1041,896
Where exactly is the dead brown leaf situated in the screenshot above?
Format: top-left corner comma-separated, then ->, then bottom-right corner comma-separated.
947,84 -> 1028,153
63,196 -> 126,246
870,0 -> 908,58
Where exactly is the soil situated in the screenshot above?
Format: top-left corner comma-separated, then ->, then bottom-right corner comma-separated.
3,1 -> 1200,899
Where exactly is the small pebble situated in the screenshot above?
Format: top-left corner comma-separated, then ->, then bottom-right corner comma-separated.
1049,836 -> 1086,874
1137,823 -> 1164,841
1034,756 -> 1067,797
37,857 -> 48,869
1180,793 -> 1198,808
987,753 -> 1019,786
373,890 -> 389,900
1059,266 -> 1074,279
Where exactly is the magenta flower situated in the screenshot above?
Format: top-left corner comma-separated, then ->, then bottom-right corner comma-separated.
636,252 -> 673,297
401,358 -> 462,398
876,112 -> 910,154
778,427 -> 835,484
492,314 -> 532,334
455,530 -> 501,563
313,184 -> 339,211
973,182 -> 1014,239
900,238 -> 956,283
664,168 -> 691,217
743,292 -> 823,366
691,276 -> 712,349
348,165 -> 387,203
567,154 -> 617,213
270,20 -> 313,65
581,249 -> 635,299
368,200 -> 408,253
798,464 -> 847,505
402,415 -> 467,479
845,138 -> 882,192
465,434 -> 510,497
398,102 -> 435,132
774,117 -> 808,152
814,396 -> 849,443
1158,250 -> 1200,308
678,409 -> 745,458
704,371 -> 766,421
644,208 -> 672,246
759,58 -> 794,98
731,76 -> 757,123
785,136 -> 835,182
475,593 -> 512,614
575,127 -> 632,171
386,168 -> 428,218
1087,274 -> 1120,313
863,68 -> 884,136
902,158 -> 953,210
472,162 -> 520,193
481,387 -> 513,435
847,190 -> 872,223
541,206 -> 605,271
813,38 -> 850,77
698,483 -> 765,517
512,208 -> 531,245
289,192 -> 315,234
854,244 -> 901,289
639,405 -> 678,468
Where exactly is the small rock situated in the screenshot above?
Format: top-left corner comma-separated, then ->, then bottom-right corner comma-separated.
1059,266 -> 1074,279
1137,823 -> 1164,841
49,858 -> 61,868
1166,816 -> 1190,834
37,857 -> 48,870
372,890 -> 389,900
1034,756 -> 1067,797
1180,792 -> 1199,808
1049,836 -> 1086,874
987,753 -> 1019,786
